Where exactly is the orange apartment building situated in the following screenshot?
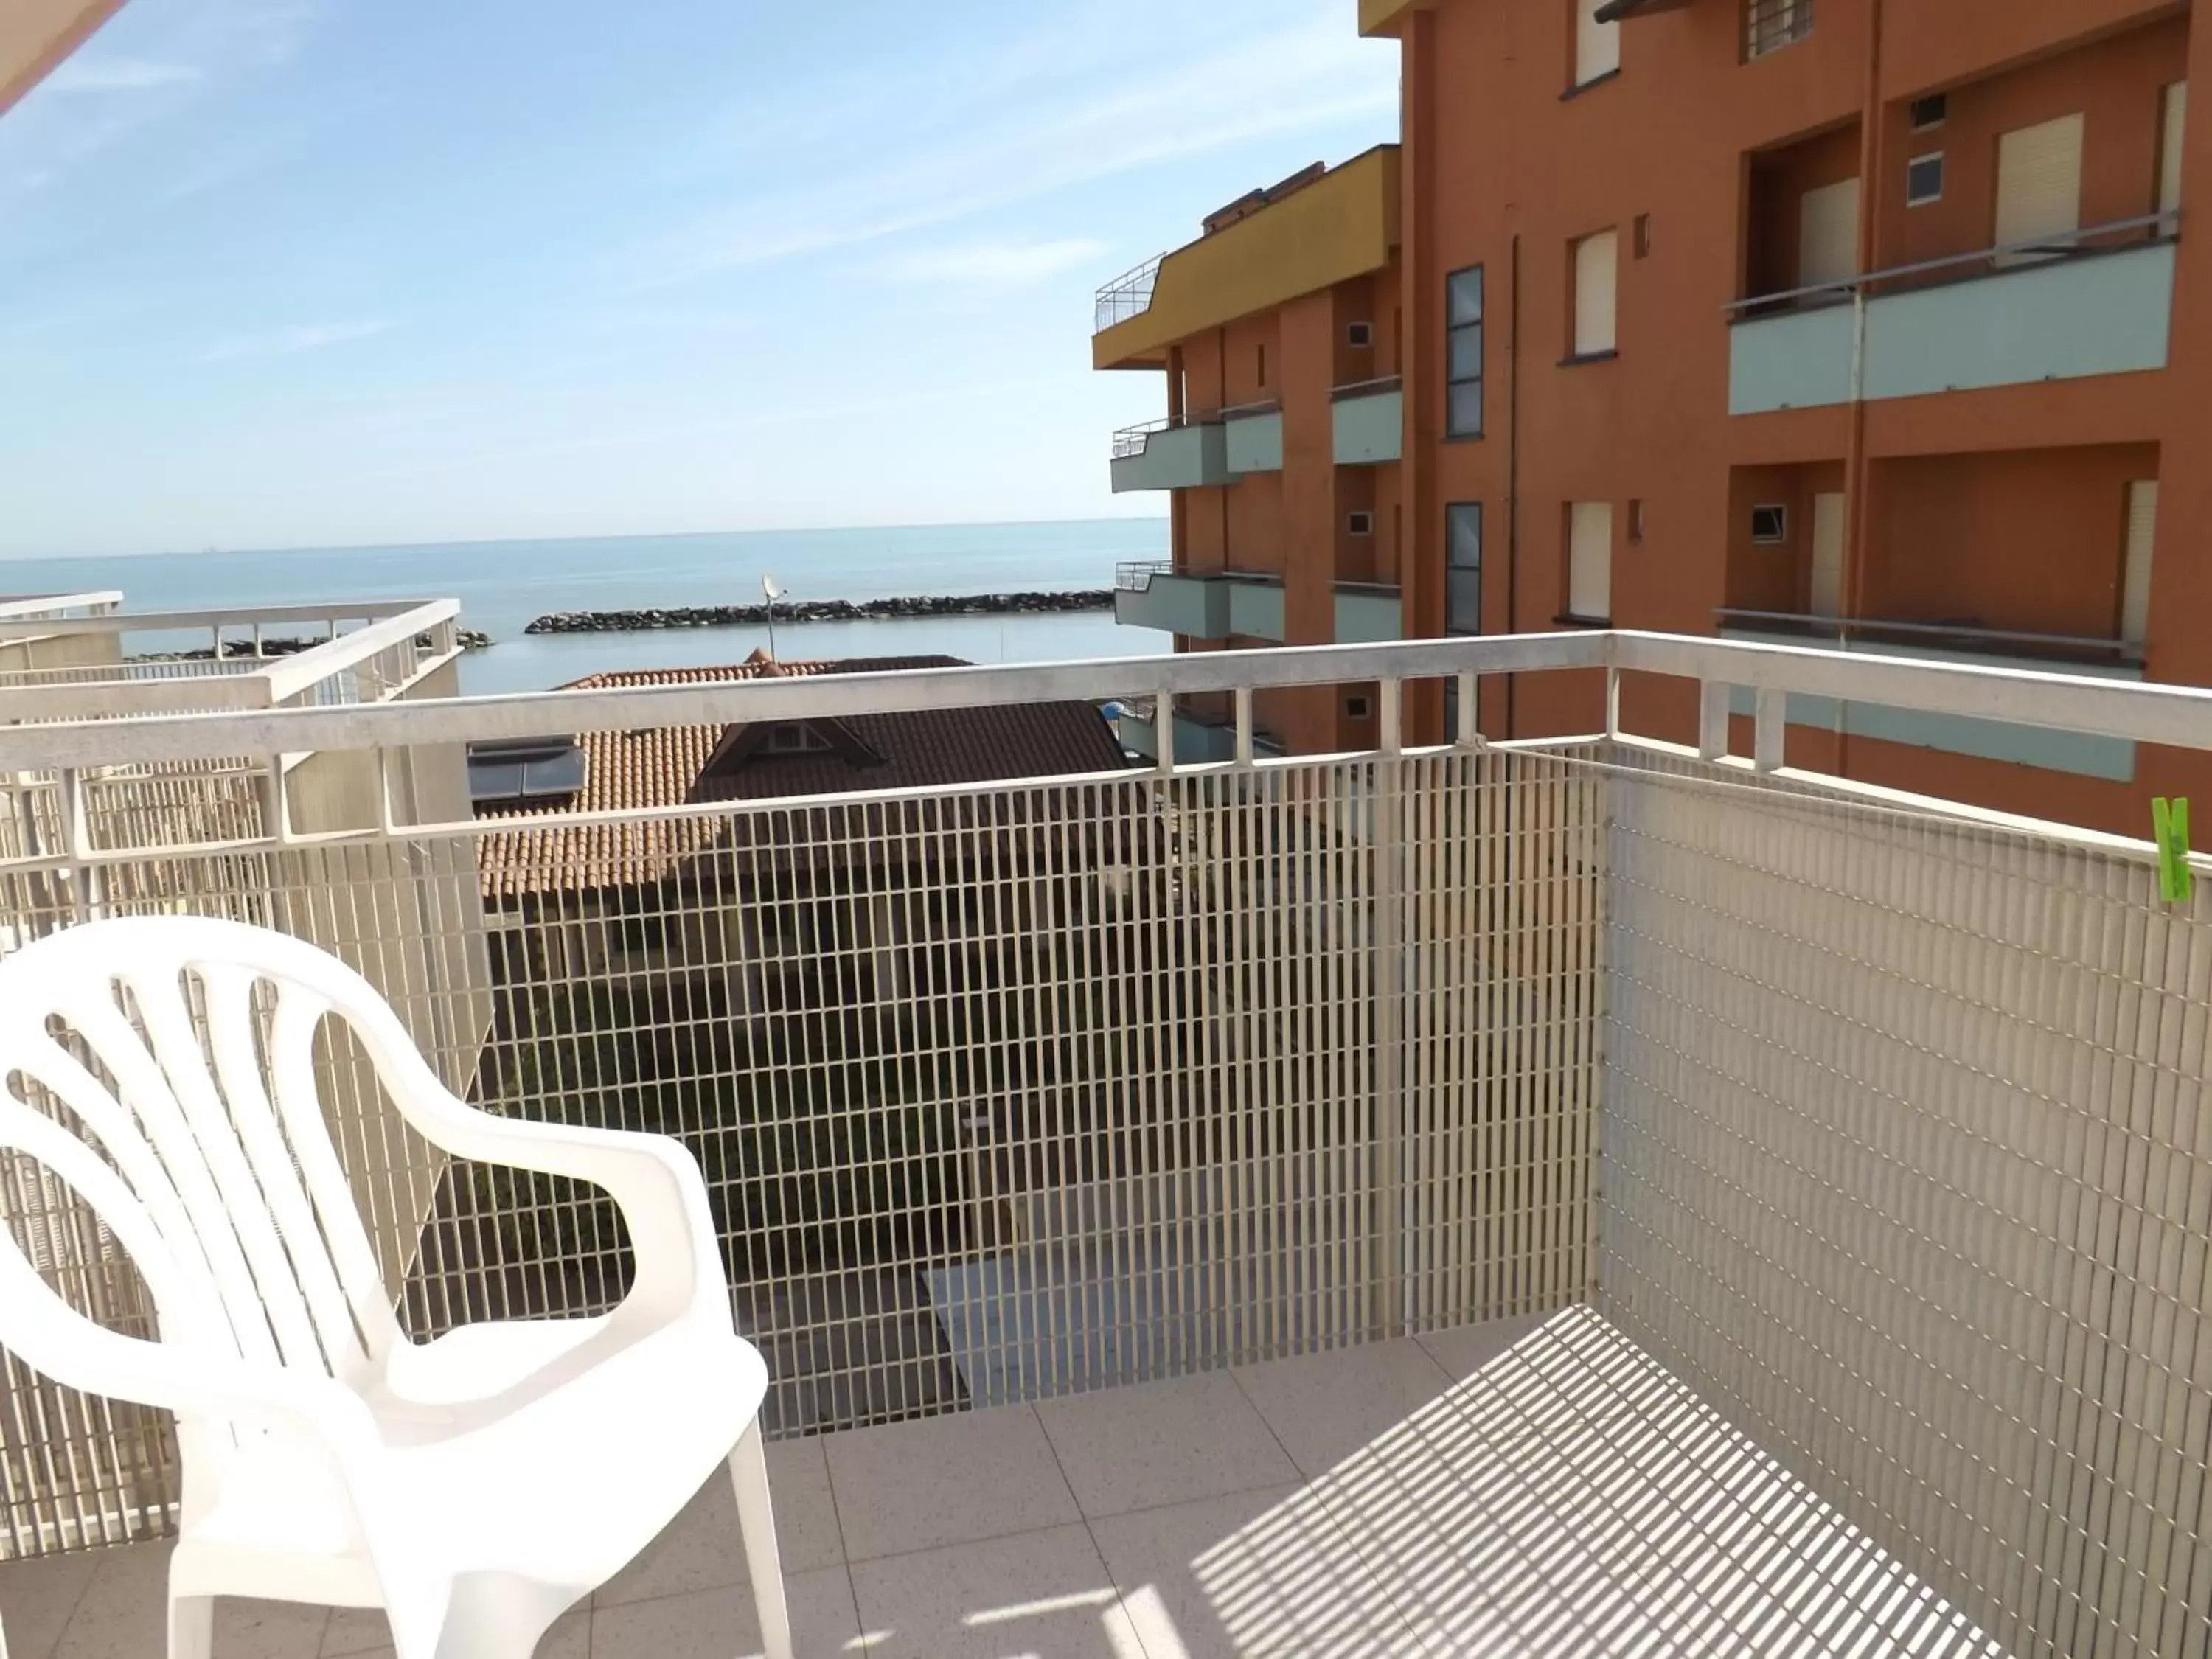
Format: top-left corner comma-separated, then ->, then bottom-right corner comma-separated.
1096,0 -> 2205,836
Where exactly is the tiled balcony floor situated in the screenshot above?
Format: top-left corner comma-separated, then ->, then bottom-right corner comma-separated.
0,1309 -> 2006,1658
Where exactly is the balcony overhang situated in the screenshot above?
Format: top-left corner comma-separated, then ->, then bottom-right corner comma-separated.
1,0 -> 131,119
1093,145 -> 1402,371
1357,0 -> 1436,38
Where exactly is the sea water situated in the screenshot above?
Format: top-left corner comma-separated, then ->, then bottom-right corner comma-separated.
0,518 -> 1171,694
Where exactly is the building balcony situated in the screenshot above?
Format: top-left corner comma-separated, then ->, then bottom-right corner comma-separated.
1222,400 -> 1283,473
1729,218 -> 2177,416
1717,608 -> 2146,779
1331,375 -> 1403,464
1108,403 -> 1283,494
3,630 -> 2208,1659
1109,418 -> 1229,493
1114,563 -> 1402,644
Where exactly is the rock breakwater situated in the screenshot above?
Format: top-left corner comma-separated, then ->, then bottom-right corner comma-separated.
524,591 -> 1112,634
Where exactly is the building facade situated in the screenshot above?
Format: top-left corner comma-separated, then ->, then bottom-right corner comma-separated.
1096,147 -> 1408,759
1103,0 -> 2208,835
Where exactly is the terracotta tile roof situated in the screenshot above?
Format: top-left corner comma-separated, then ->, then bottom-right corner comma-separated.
474,655 -> 1133,900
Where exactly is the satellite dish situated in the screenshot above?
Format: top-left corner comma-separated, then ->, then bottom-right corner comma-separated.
762,575 -> 785,602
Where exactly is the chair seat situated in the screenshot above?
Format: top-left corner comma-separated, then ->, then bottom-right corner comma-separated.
177,1313 -> 768,1605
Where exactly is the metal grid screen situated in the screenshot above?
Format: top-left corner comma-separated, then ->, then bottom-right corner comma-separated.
1601,751 -> 2212,1659
0,742 -> 1601,1557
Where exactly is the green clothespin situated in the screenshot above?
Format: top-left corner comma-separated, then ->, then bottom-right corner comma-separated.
2154,797 -> 2194,905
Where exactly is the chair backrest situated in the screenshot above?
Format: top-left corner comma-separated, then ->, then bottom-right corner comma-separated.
0,918 -> 413,1411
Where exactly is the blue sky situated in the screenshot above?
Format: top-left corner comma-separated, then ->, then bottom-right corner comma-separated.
0,0 -> 1398,557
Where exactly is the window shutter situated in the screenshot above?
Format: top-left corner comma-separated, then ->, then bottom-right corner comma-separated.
1570,502 -> 1613,619
1798,178 -> 1861,291
2161,83 -> 2188,220
1994,113 -> 2084,264
1576,0 -> 1620,84
2121,481 -> 2158,648
1809,493 -> 1846,619
1573,230 -> 1618,355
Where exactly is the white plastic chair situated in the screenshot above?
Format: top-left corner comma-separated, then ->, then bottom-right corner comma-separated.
0,917 -> 793,1659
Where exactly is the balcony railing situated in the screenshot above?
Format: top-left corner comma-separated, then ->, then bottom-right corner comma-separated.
0,589 -> 123,625
0,599 -> 465,721
1731,209 -> 2180,317
1114,558 -> 1175,593
4,632 -> 2212,1657
1728,213 -> 2180,414
1093,252 -> 1166,335
1108,417 -> 1171,462
1331,374 -> 1405,465
1716,606 -> 2145,668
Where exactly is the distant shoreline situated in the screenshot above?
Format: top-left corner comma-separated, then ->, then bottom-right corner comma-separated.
526,590 -> 1113,635
0,515 -> 1164,567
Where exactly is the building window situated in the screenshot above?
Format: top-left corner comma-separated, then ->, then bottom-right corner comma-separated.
1348,511 -> 1375,536
1906,153 -> 1944,206
1995,112 -> 2085,265
1256,343 -> 1268,387
1346,695 -> 1373,720
2160,82 -> 2188,225
1910,92 -> 1948,131
1745,0 -> 1812,60
1798,178 -> 1861,292
1571,229 -> 1619,358
1447,504 -> 1483,635
2122,480 -> 2159,649
1633,214 -> 1652,258
1574,0 -> 1621,87
1568,502 -> 1613,621
1751,504 -> 1788,544
1347,320 -> 1374,347
1446,265 -> 1484,438
761,722 -> 832,755
1628,499 -> 1646,543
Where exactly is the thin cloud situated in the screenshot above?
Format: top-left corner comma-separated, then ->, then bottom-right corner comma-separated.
885,238 -> 1114,287
44,58 -> 203,94
199,320 -> 394,363
633,4 -> 1394,288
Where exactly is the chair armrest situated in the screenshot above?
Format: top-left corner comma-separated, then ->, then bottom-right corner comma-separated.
426,1110 -> 728,1328
276,993 -> 730,1331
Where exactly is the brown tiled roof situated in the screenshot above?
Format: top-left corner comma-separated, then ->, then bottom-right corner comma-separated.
475,656 -> 1133,900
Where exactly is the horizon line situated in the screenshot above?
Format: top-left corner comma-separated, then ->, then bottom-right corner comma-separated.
0,511 -> 1170,566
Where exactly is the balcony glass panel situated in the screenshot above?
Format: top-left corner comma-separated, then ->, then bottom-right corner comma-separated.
1731,240 -> 2176,415
1332,386 -> 1403,464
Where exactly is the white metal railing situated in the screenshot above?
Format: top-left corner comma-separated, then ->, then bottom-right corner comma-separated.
0,591 -> 123,627
1730,209 -> 2180,313
1094,251 -> 1165,334
0,656 -> 269,689
0,599 -> 462,723
6,631 -> 2212,1659
15,627 -> 2212,784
